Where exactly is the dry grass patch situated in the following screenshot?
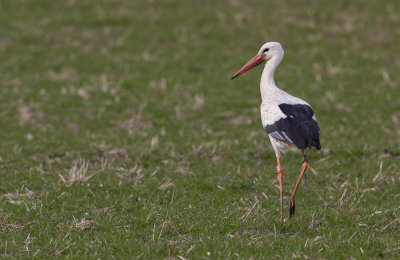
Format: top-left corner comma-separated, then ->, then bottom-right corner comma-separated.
2,187 -> 36,205
73,218 -> 98,231
58,158 -> 109,185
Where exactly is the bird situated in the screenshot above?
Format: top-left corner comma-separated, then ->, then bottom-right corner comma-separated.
231,42 -> 321,224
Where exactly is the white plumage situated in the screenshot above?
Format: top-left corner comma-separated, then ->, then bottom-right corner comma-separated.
231,41 -> 321,224
260,89 -> 317,157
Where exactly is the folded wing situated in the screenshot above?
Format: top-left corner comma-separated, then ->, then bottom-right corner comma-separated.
264,103 -> 321,150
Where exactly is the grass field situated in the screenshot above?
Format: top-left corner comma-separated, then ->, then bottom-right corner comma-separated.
1,0 -> 399,258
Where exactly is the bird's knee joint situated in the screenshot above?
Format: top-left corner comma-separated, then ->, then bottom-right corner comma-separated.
301,161 -> 308,170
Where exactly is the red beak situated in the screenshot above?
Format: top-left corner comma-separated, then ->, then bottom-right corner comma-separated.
231,54 -> 265,80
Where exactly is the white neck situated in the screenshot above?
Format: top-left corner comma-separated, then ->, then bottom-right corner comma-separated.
260,55 -> 282,100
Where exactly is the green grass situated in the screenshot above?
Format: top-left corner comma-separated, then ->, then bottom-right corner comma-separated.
0,0 -> 399,258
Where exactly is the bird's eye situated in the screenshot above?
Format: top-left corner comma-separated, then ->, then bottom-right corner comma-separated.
263,48 -> 269,53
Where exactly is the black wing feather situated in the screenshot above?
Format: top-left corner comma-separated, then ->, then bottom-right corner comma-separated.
265,104 -> 321,150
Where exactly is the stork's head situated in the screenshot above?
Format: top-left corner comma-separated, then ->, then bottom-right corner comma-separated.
231,42 -> 284,80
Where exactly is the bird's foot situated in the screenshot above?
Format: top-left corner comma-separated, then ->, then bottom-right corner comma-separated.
289,197 -> 295,218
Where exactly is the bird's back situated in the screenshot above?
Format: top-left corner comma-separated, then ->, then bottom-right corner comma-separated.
261,89 -> 321,150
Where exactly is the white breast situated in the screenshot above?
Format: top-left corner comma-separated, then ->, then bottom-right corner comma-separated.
260,102 -> 286,126
260,89 -> 310,128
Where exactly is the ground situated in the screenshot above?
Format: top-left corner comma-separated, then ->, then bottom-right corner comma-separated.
0,0 -> 399,258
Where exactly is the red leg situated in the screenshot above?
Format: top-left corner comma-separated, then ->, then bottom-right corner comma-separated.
289,150 -> 308,218
276,157 -> 283,224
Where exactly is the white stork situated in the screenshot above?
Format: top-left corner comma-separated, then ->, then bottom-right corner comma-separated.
231,42 -> 321,224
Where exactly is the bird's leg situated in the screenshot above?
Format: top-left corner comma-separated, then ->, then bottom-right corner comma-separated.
289,150 -> 308,218
276,157 -> 283,224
